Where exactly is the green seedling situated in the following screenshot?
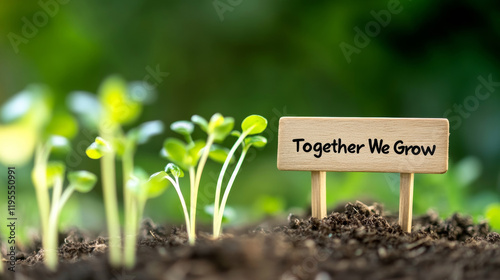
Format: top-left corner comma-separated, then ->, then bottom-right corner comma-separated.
86,135 -> 121,267
212,115 -> 267,237
86,120 -> 164,268
163,163 -> 190,235
78,75 -> 158,267
32,135 -> 97,271
124,169 -> 169,268
122,120 -> 164,268
162,113 -> 233,244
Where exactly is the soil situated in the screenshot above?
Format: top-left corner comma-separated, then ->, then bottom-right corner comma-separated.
5,201 -> 500,280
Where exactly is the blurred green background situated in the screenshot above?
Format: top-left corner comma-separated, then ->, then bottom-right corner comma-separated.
1,0 -> 500,245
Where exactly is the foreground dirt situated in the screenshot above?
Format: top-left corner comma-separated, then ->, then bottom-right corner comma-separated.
7,201 -> 500,280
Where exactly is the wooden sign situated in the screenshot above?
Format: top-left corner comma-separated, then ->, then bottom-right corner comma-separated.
277,117 -> 449,232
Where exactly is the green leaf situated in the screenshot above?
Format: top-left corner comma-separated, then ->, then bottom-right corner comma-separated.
86,137 -> 112,159
162,138 -> 187,166
67,91 -> 102,128
0,85 -> 53,125
212,117 -> 234,142
1,90 -> 36,123
186,140 -> 206,166
129,120 -> 164,145
45,111 -> 79,140
128,81 -> 156,104
98,75 -> 142,125
191,115 -> 208,132
68,170 -> 97,193
209,144 -> 233,164
171,120 -> 194,136
165,163 -> 184,178
244,136 -> 268,148
132,167 -> 149,182
86,142 -> 102,159
145,171 -> 169,198
46,161 -> 65,188
241,115 -> 267,135
230,130 -> 241,137
126,175 -> 141,195
48,135 -> 71,154
160,147 -> 168,158
207,113 -> 224,134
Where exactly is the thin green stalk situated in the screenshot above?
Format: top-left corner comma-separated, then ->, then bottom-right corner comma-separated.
122,144 -> 136,269
187,135 -> 215,244
45,176 -> 63,271
214,148 -> 248,237
101,151 -> 121,267
123,196 -> 138,269
33,143 -> 52,270
188,167 -> 196,245
33,144 -> 50,240
58,185 -> 76,213
213,131 -> 250,236
166,176 -> 191,235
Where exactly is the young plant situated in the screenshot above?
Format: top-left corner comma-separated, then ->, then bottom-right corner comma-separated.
86,120 -> 164,269
163,163 -> 190,235
86,135 -> 121,266
123,120 -> 164,268
78,76 -> 157,267
32,135 -> 97,271
212,115 -> 268,238
161,113 -> 233,244
124,168 -> 169,268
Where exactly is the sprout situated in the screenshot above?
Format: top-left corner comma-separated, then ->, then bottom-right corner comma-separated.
170,121 -> 194,141
161,113 -> 234,244
98,75 -> 142,125
164,163 -> 190,236
44,169 -> 97,271
0,85 -> 54,166
191,115 -> 208,132
46,161 -> 65,188
32,136 -> 96,271
212,115 -> 268,238
68,171 -> 98,193
123,169 -> 169,268
79,76 -> 164,268
86,137 -> 112,159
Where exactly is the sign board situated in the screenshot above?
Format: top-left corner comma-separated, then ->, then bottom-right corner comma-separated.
278,117 -> 449,173
277,117 -> 449,232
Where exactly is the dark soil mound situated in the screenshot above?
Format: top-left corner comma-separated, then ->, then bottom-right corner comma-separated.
7,201 -> 500,280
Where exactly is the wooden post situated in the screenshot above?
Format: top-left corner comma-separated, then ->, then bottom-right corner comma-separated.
311,171 -> 326,219
399,173 -> 414,232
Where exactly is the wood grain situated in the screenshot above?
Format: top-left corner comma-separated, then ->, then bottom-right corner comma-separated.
311,171 -> 326,219
399,173 -> 414,232
277,117 -> 449,174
